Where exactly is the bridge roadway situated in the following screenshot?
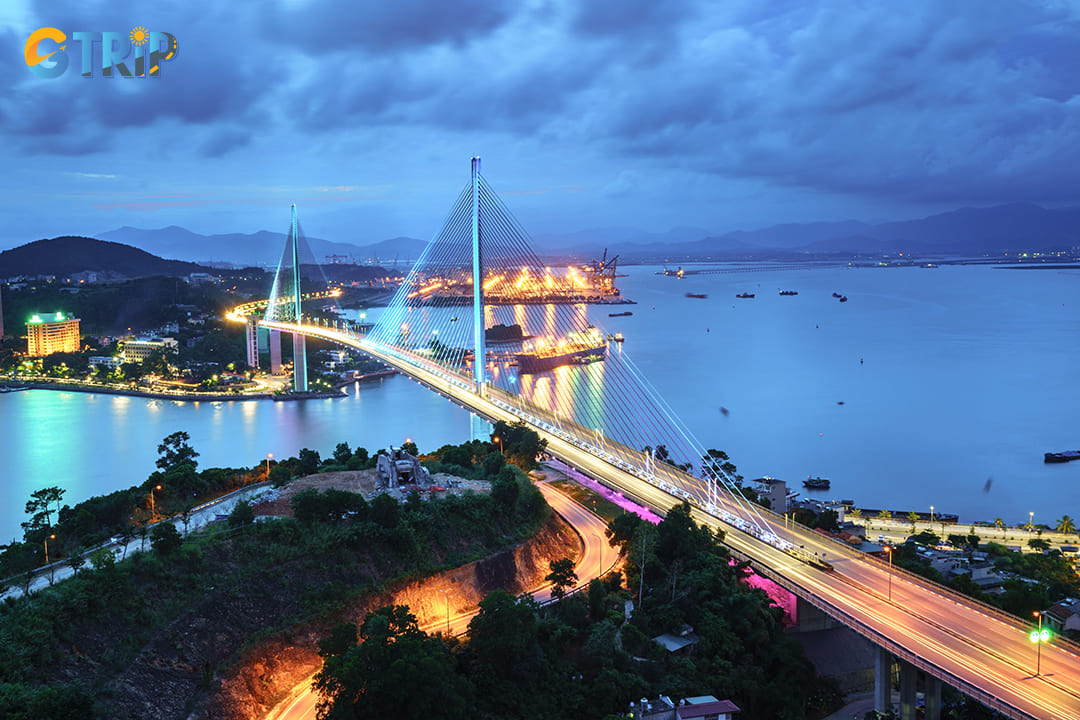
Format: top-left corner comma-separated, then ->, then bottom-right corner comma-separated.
260,320 -> 1080,720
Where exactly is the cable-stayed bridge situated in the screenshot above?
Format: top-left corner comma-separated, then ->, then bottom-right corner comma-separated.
232,160 -> 1080,720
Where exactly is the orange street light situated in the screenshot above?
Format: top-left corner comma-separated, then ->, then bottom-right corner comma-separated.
266,452 -> 274,478
44,533 -> 56,564
884,545 -> 893,601
1031,611 -> 1050,676
493,436 -> 503,456
150,484 -> 163,521
437,588 -> 450,636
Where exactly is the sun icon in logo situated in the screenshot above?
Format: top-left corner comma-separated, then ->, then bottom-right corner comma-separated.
130,27 -> 149,46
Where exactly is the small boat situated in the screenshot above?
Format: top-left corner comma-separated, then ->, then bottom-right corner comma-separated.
839,296 -> 848,303
608,332 -> 624,343
832,292 -> 842,298
685,293 -> 708,299
780,290 -> 798,296
608,311 -> 633,317
1044,451 -> 1080,463
803,476 -> 830,489
736,293 -> 755,299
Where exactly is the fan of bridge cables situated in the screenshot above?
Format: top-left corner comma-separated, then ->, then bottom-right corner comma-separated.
368,170 -> 770,531
266,207 -> 341,324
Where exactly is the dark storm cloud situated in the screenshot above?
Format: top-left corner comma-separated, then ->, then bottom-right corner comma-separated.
259,0 -> 514,53
1,2 -> 276,153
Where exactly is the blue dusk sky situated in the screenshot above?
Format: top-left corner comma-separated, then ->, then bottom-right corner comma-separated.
1,0 -> 1079,250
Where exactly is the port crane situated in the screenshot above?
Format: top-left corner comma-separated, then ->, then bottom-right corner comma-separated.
587,248 -> 628,299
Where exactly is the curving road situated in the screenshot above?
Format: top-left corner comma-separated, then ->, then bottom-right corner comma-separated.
266,479 -> 616,720
252,319 -> 1080,720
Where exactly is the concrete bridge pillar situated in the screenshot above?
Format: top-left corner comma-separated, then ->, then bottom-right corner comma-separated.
874,646 -> 892,714
292,332 -> 308,392
245,317 -> 259,369
925,674 -> 942,720
269,330 -> 282,375
899,660 -> 918,720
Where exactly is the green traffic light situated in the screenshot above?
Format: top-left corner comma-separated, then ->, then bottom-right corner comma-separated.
1030,630 -> 1040,643
1040,628 -> 1051,642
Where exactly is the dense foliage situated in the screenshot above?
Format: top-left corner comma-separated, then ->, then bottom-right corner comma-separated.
315,502 -> 840,720
0,440 -> 549,720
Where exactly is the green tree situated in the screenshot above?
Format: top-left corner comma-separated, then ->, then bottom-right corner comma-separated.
65,553 -> 86,576
333,442 -> 352,465
156,431 -> 199,473
314,606 -> 471,720
849,507 -> 862,520
269,464 -> 292,487
605,512 -> 643,556
297,448 -> 321,475
907,511 -> 919,531
90,547 -> 115,571
491,467 -> 520,509
545,558 -> 578,600
23,486 -> 66,532
150,523 -> 182,555
877,509 -> 893,521
1056,515 -> 1076,535
370,494 -> 400,529
994,517 -> 1007,537
142,346 -> 176,377
1028,538 -> 1051,552
229,499 -> 254,528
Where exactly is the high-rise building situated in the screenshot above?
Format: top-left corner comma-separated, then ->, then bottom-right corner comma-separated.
26,313 -> 81,356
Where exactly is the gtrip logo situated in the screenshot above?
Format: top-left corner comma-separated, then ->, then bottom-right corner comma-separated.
25,27 -> 178,79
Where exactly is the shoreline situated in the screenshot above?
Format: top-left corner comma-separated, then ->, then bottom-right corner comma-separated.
0,380 -> 346,402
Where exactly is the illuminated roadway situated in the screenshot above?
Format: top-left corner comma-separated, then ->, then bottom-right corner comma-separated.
268,479 -> 616,720
255,319 -> 1080,720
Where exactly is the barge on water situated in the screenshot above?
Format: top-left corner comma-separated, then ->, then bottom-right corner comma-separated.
515,327 -> 607,374
1045,450 -> 1080,463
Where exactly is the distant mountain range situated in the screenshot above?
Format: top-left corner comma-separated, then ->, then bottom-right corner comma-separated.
0,236 -> 208,279
96,226 -> 428,267
539,203 -> 1080,260
7,203 -> 1078,274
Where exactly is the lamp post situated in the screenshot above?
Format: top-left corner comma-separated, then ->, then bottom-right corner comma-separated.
493,435 -> 503,456
1030,611 -> 1050,676
44,533 -> 55,564
266,452 -> 273,479
930,505 -> 934,525
150,484 -> 163,521
884,545 -> 893,601
437,589 -> 450,636
1029,511 -> 1035,533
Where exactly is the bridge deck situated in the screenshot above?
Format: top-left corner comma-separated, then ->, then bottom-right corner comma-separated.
257,318 -> 1080,720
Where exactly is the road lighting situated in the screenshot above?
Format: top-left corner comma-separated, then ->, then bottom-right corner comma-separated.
44,533 -> 55,564
884,545 -> 893,601
437,589 -> 450,636
1030,611 -> 1051,676
1029,511 -> 1035,533
493,435 -> 503,456
150,484 -> 163,521
266,452 -> 273,479
930,505 -> 934,524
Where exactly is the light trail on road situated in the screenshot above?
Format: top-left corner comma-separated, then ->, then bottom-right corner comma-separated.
233,312 -> 1080,720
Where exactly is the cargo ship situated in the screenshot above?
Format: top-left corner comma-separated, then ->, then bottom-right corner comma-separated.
685,292 -> 708,299
780,290 -> 798,296
803,476 -> 830,489
736,292 -> 755,299
1045,450 -> 1080,463
515,327 -> 607,374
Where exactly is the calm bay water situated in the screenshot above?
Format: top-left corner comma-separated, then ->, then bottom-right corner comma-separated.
2,263 -> 1079,541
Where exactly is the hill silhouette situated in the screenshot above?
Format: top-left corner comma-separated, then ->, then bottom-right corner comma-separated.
0,236 -> 207,278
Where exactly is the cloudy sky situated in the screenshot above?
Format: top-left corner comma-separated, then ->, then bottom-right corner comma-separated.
2,0 -> 1079,250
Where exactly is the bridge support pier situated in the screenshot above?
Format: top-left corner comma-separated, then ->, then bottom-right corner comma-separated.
925,674 -> 942,720
874,646 -> 892,714
899,660 -> 917,720
292,332 -> 308,392
246,317 -> 259,369
270,330 -> 282,375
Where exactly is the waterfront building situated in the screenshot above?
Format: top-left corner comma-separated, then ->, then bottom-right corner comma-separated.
26,313 -> 81,356
121,337 -> 178,363
89,356 -> 122,369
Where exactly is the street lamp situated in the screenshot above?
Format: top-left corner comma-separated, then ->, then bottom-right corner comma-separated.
884,545 -> 893,601
437,589 -> 450,636
930,505 -> 934,524
493,435 -> 503,456
1029,511 -> 1035,533
150,484 -> 163,521
266,452 -> 273,479
44,533 -> 56,564
1030,611 -> 1051,676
